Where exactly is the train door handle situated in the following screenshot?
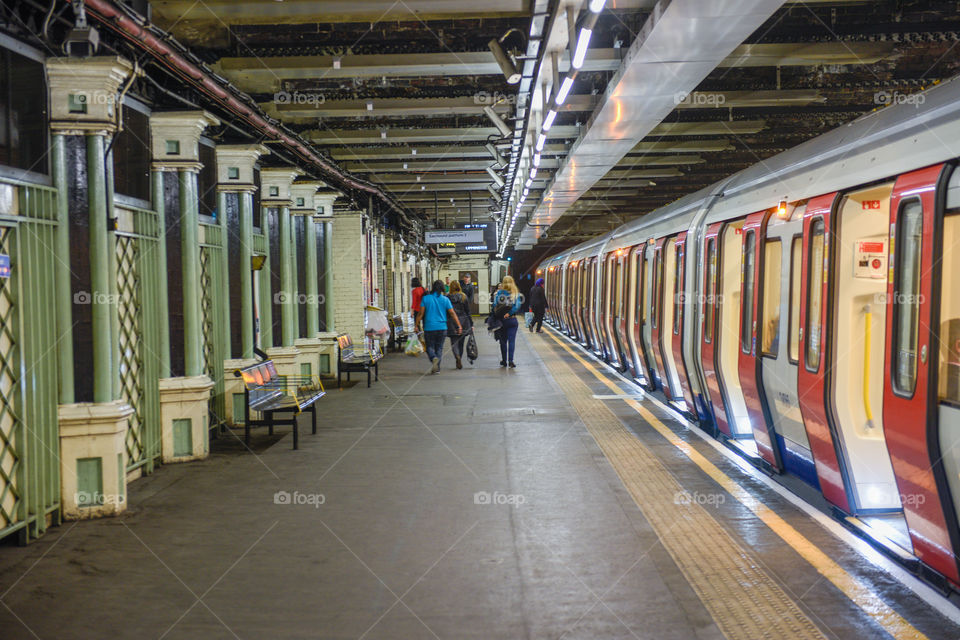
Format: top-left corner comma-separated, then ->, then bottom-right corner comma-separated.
920,344 -> 928,364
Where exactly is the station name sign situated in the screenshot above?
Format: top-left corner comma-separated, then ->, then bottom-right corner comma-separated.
425,229 -> 484,244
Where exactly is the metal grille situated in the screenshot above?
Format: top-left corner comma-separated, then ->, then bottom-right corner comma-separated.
200,244 -> 225,431
116,235 -> 145,470
0,227 -> 21,531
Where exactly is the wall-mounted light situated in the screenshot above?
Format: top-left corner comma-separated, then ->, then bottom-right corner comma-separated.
486,166 -> 505,187
483,105 -> 513,137
488,38 -> 521,84
485,142 -> 505,167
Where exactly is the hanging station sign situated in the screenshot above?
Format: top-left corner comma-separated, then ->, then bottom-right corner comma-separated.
424,229 -> 483,244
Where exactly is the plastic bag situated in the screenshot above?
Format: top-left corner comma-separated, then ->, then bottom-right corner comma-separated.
405,336 -> 424,357
366,308 -> 390,337
466,331 -> 478,363
524,311 -> 534,328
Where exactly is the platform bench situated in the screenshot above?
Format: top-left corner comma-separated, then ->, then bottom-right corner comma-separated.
337,333 -> 382,388
234,360 -> 326,450
389,314 -> 413,352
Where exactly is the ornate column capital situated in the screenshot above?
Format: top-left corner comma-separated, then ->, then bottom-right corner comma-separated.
260,167 -> 304,206
290,181 -> 325,214
215,144 -> 270,192
46,56 -> 135,134
149,111 -> 221,172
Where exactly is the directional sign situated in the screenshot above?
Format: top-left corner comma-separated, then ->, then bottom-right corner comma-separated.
425,229 -> 483,244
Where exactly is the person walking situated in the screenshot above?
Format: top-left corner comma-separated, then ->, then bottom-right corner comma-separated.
411,277 -> 426,314
461,273 -> 475,304
446,280 -> 473,369
416,280 -> 462,373
527,277 -> 548,333
492,275 -> 523,368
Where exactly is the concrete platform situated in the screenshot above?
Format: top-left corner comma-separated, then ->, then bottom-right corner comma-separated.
0,327 -> 957,639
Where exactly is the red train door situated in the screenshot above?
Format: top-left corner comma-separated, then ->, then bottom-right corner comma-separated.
650,238 -> 672,398
883,163 -> 960,584
671,233 -> 698,415
701,222 -> 730,435
600,252 -> 618,364
797,193 -> 852,512
628,245 -> 652,384
738,212 -> 781,469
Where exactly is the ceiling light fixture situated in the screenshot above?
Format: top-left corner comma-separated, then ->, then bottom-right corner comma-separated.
556,76 -> 574,105
542,109 -> 557,131
573,28 -> 592,69
483,105 -> 513,138
487,38 -> 521,85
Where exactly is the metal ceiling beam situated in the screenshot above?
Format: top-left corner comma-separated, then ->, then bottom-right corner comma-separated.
274,97 -> 514,118
215,43 -> 893,93
309,121 -> 763,145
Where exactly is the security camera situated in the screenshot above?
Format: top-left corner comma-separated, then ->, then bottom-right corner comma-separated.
541,230 -> 548,240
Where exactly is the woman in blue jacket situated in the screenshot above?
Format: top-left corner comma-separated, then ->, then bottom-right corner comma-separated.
492,275 -> 523,368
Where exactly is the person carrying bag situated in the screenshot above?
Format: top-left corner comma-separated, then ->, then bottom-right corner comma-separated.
446,280 -> 473,369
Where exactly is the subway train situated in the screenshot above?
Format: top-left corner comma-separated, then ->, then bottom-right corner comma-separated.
537,78 -> 960,590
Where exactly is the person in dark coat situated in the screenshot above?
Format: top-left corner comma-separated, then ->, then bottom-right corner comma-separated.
527,277 -> 548,333
446,280 -> 473,369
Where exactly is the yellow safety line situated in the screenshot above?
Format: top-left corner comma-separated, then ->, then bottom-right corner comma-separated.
539,329 -> 927,640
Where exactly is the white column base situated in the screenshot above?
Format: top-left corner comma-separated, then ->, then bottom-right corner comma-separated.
59,401 -> 134,520
159,376 -> 214,463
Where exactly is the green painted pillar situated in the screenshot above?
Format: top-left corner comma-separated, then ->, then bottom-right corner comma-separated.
151,170 -> 172,377
217,190 -> 231,357
258,206 -> 273,349
51,134 -> 75,404
179,169 -> 203,377
239,192 -> 254,358
87,134 -> 113,404
304,215 -> 319,337
280,206 -> 296,346
323,220 -> 334,333
105,147 -> 121,401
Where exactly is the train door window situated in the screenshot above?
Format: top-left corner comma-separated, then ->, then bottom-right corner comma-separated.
891,199 -> 924,396
806,219 -> 826,371
651,252 -> 661,330
638,253 -> 648,325
614,258 -> 623,317
673,244 -> 683,335
704,239 -> 717,343
741,231 -> 756,353
788,236 -> 802,363
940,209 -> 960,405
760,239 -> 782,357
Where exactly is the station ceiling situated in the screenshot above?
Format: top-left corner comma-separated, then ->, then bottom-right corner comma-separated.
148,0 -> 960,248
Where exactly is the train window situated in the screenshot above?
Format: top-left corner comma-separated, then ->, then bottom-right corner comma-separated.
704,239 -> 717,343
673,244 -> 683,335
741,231 -> 756,353
788,236 -> 802,363
638,253 -> 647,324
805,219 -> 826,371
614,258 -> 623,317
892,198 -> 924,396
761,239 -> 782,357
940,211 -> 960,405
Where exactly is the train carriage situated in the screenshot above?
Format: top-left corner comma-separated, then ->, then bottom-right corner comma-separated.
538,76 -> 960,589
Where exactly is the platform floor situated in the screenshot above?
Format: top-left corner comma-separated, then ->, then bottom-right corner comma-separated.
1,327 -> 959,639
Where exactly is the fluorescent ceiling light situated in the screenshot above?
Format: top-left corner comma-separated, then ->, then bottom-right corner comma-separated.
573,28 -> 592,69
542,109 -> 558,132
536,134 -> 546,152
533,153 -> 541,168
556,76 -> 574,105
589,0 -> 605,12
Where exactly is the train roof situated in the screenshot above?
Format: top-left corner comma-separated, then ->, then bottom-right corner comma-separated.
539,75 -> 960,268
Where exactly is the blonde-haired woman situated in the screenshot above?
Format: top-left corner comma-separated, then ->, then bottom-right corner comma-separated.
493,275 -> 523,368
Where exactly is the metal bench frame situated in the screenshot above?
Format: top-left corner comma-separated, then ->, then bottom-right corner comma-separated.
235,360 -> 326,450
337,333 -> 382,388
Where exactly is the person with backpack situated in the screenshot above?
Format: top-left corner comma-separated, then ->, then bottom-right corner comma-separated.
446,280 -> 473,369
492,275 -> 523,368
416,280 -> 462,373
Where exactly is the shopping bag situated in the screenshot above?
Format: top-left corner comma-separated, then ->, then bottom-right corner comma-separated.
466,331 -> 479,363
524,311 -> 534,328
405,336 -> 424,357
366,308 -> 390,338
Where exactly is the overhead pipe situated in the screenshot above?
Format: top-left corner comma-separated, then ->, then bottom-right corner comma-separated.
76,0 -> 416,225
